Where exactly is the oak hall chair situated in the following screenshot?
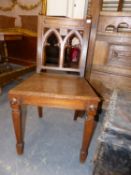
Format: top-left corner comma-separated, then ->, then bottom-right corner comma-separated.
8,16 -> 100,163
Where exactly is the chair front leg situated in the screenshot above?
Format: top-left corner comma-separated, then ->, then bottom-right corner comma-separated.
10,98 -> 24,155
38,106 -> 43,118
80,105 -> 97,163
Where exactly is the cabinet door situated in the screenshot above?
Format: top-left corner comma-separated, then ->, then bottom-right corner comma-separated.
68,0 -> 88,19
47,0 -> 88,19
47,0 -> 68,16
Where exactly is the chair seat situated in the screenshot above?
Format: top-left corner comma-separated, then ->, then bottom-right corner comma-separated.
9,73 -> 99,109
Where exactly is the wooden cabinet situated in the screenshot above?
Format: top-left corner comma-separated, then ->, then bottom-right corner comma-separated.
90,12 -> 131,107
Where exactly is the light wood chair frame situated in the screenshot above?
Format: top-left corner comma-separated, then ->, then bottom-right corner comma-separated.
8,16 -> 100,163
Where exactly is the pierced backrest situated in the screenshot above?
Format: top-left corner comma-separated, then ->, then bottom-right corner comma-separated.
37,15 -> 91,77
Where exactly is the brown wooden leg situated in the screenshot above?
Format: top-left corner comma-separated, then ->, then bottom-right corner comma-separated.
80,105 -> 97,163
38,106 -> 43,118
0,87 -> 2,94
74,110 -> 79,120
74,110 -> 85,120
10,98 -> 24,155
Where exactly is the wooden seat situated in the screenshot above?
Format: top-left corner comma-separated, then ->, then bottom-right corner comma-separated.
8,16 -> 100,163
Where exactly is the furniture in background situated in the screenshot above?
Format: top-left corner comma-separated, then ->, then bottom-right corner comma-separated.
86,0 -> 131,108
91,11 -> 131,102
0,15 -> 36,93
46,0 -> 88,19
93,88 -> 131,175
0,15 -> 38,65
8,16 -> 100,163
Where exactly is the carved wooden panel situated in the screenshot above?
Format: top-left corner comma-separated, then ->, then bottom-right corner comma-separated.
98,13 -> 131,33
37,16 -> 91,76
108,45 -> 131,68
42,27 -> 83,69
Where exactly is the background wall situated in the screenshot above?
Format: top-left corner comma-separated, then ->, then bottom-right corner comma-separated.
0,0 -> 89,24
0,0 -> 42,27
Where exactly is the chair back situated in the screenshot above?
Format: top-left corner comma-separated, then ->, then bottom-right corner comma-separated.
37,15 -> 91,77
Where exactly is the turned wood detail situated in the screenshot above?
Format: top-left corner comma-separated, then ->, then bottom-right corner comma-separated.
10,98 -> 24,155
80,104 -> 97,163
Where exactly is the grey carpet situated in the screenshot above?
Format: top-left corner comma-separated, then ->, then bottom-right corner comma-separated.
0,75 -> 102,175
